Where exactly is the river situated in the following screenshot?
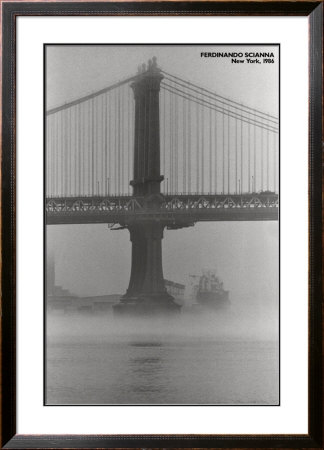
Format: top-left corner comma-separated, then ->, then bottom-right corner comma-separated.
46,312 -> 279,405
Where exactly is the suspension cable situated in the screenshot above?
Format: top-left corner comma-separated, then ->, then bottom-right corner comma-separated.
161,70 -> 278,121
161,84 -> 278,134
163,75 -> 278,125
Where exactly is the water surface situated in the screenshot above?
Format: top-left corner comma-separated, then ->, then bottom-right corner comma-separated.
46,313 -> 279,405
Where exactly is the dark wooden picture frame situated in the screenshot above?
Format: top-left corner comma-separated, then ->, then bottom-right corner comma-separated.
1,1 -> 322,448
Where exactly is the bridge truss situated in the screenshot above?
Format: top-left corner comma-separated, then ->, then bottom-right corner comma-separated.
46,193 -> 278,225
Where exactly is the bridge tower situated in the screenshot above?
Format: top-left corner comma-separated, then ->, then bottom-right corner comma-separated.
113,58 -> 181,315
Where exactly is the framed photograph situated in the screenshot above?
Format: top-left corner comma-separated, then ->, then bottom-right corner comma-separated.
1,1 -> 322,448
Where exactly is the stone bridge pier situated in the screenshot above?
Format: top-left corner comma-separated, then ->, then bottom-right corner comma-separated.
113,58 -> 181,315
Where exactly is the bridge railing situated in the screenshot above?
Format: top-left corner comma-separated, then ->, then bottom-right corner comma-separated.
46,193 -> 279,214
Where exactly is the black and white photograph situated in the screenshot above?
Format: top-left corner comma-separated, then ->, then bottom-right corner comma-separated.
45,44 -> 279,406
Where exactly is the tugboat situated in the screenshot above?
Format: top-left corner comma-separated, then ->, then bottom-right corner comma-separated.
190,270 -> 230,310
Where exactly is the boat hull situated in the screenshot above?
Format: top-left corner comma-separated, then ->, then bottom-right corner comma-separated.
196,290 -> 230,309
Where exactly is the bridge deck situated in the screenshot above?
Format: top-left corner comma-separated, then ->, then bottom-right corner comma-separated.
46,193 -> 279,225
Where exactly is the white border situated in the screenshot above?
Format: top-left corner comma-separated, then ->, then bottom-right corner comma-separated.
17,16 -> 308,435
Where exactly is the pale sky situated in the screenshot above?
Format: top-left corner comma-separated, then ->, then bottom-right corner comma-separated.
46,45 -> 279,326
46,45 -> 279,115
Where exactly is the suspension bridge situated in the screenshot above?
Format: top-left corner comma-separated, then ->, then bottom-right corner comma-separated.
46,57 -> 279,314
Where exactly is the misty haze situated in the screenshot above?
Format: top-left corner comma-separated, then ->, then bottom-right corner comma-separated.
45,45 -> 279,405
